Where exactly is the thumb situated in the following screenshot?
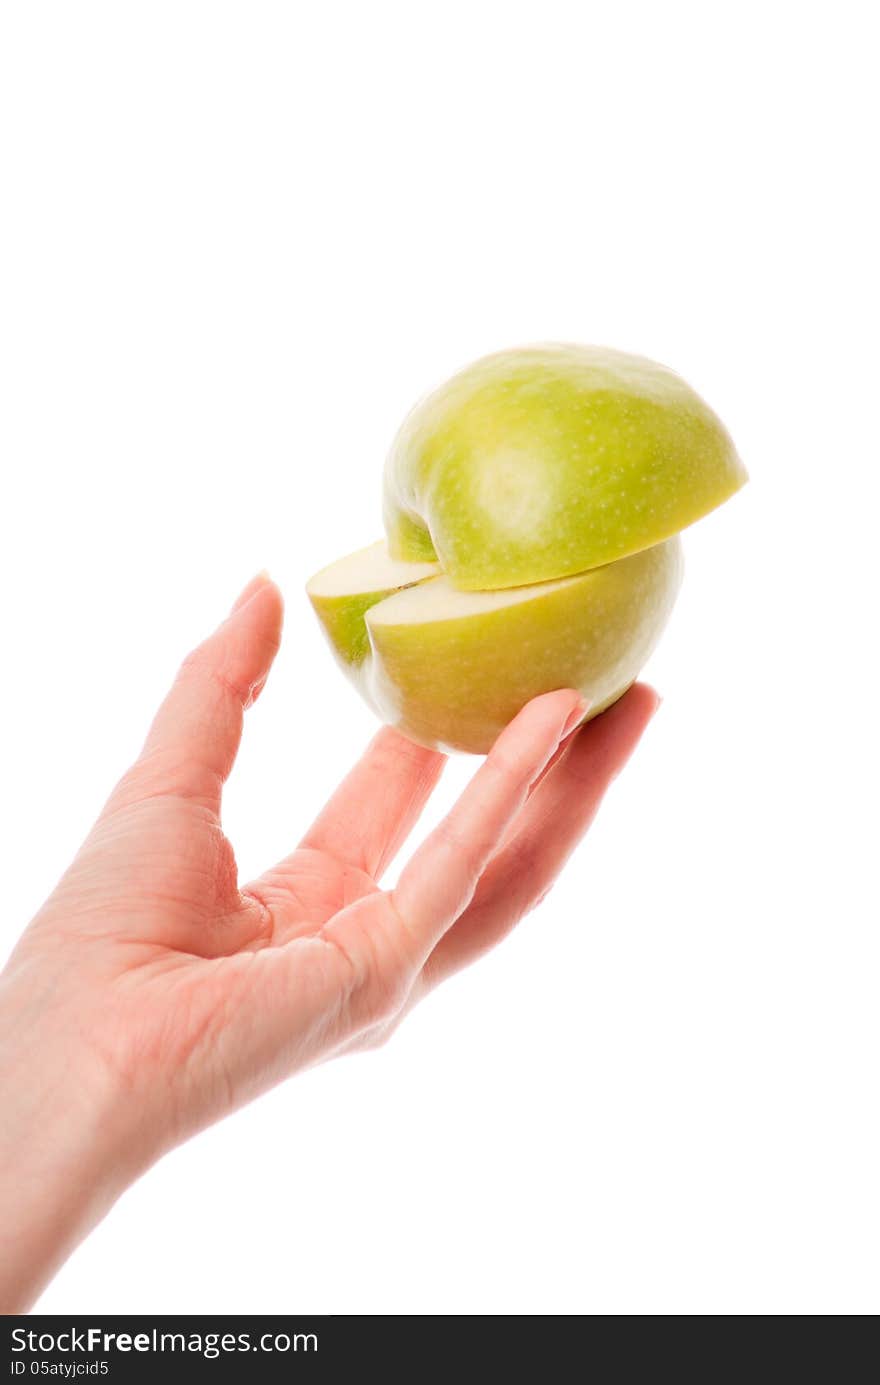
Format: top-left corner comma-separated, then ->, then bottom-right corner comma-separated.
121,574 -> 284,810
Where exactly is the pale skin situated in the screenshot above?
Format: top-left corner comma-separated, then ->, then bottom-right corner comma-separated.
0,573 -> 659,1313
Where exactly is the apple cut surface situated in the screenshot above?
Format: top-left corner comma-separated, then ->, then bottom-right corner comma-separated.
383,344 -> 746,590
363,536 -> 683,753
306,541 -> 440,668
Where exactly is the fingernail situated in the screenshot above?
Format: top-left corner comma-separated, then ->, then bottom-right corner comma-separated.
560,696 -> 590,740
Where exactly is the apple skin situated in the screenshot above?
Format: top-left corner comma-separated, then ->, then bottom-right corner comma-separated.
309,589 -> 395,671
360,536 -> 682,753
383,344 -> 746,590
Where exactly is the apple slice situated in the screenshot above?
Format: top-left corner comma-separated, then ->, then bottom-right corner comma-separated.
306,541 -> 440,670
384,344 -> 746,590
364,536 -> 683,753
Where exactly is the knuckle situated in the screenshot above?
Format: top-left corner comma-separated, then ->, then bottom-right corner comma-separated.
325,908 -> 413,1029
483,745 -> 525,787
179,644 -> 211,679
180,646 -> 249,707
504,832 -> 540,880
433,819 -> 490,880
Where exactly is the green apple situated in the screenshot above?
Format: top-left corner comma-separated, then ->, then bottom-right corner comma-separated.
384,344 -> 746,590
306,541 -> 440,672
307,344 -> 746,753
308,536 -> 682,753
365,536 -> 682,753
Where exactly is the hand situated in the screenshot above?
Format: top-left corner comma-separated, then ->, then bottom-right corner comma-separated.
0,573 -> 658,1311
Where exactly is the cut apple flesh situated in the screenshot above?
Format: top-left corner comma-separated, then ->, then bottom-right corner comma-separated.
309,537 -> 682,753
306,540 -> 440,668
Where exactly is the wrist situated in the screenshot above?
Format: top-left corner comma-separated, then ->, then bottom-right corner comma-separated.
0,968 -> 141,1312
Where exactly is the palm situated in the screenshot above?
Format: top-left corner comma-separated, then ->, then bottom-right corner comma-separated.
16,575 -> 658,1152
256,848 -> 379,934
31,798 -> 382,1108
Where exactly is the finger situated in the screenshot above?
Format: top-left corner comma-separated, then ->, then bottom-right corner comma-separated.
388,689 -> 586,969
298,727 -> 446,879
422,684 -> 660,988
230,569 -> 272,613
123,575 -> 284,808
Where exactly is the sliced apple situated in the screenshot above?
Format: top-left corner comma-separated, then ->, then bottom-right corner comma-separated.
306,540 -> 440,670
363,536 -> 683,753
307,346 -> 744,754
384,344 -> 746,590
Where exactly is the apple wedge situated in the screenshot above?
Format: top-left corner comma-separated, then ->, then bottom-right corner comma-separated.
363,536 -> 682,753
306,540 -> 440,673
384,344 -> 746,590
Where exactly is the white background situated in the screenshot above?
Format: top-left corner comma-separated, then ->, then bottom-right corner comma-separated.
1,2 -> 877,1315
